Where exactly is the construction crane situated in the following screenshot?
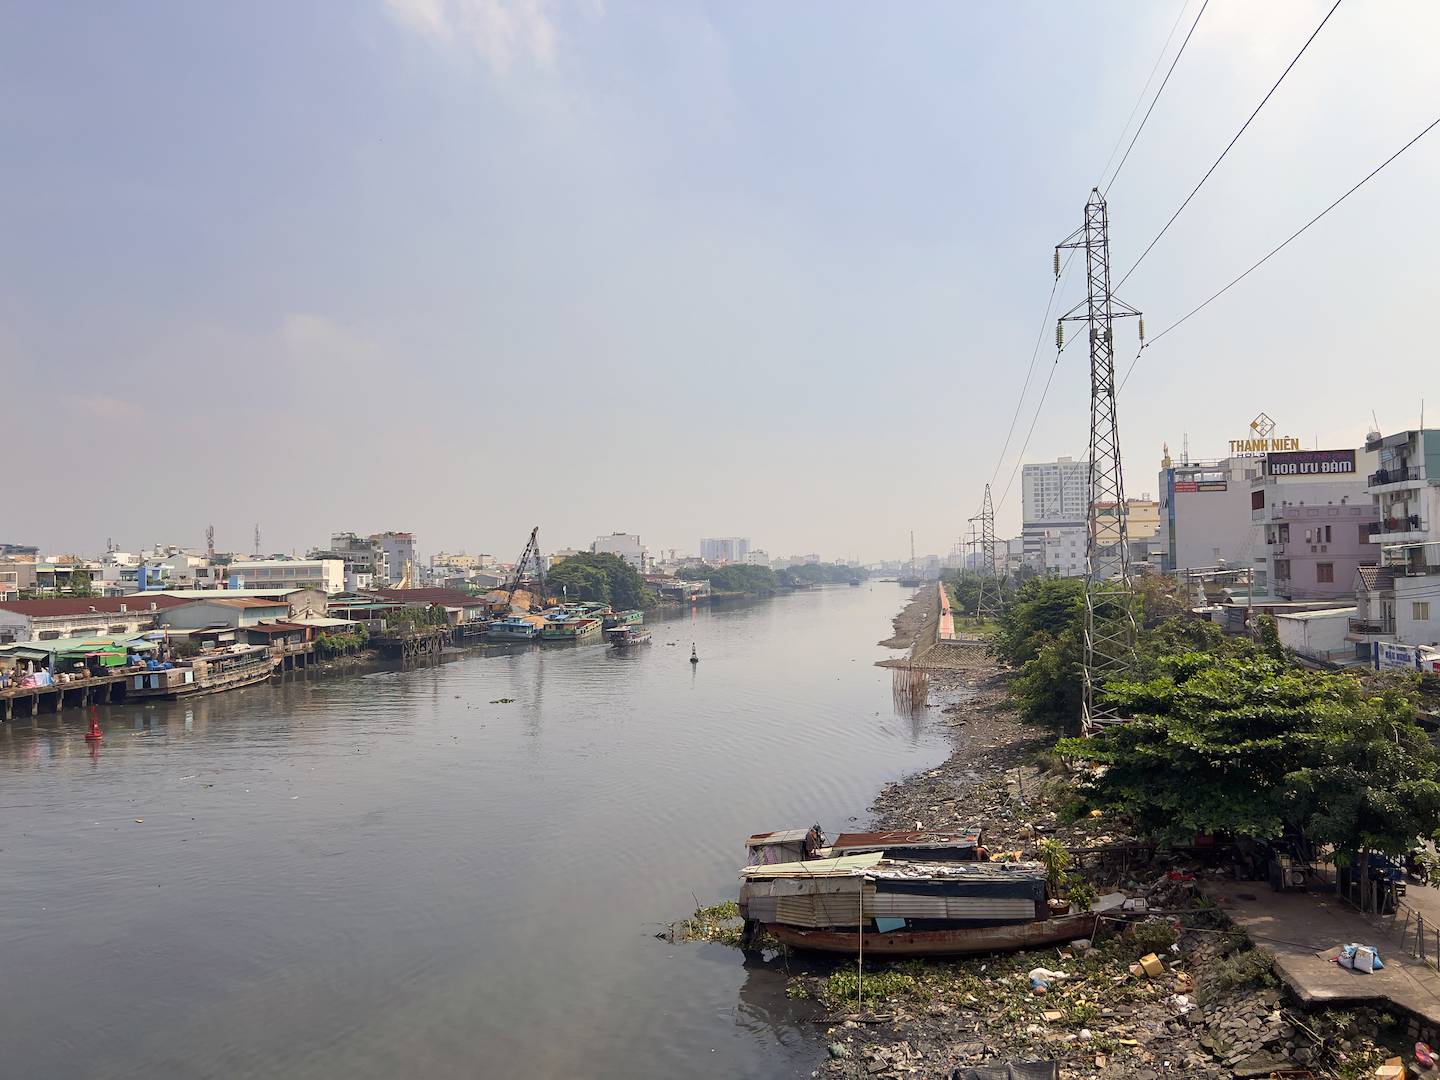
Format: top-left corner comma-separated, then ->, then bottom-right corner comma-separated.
494,527 -> 547,614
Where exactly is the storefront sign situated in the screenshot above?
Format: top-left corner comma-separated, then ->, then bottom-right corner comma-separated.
1196,481 -> 1228,492
1229,436 -> 1301,455
1265,449 -> 1357,476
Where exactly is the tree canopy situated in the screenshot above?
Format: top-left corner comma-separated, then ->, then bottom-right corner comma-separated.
547,552 -> 653,609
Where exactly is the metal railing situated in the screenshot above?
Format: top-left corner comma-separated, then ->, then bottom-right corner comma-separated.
1370,516 -> 1426,536
1368,466 -> 1425,487
1348,617 -> 1393,635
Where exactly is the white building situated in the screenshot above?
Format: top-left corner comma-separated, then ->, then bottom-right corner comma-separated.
1348,428 -> 1440,652
1021,457 -> 1089,566
701,537 -> 750,564
1156,452 -> 1262,577
591,533 -> 648,572
744,550 -> 771,568
1041,525 -> 1087,578
225,559 -> 345,595
0,595 -> 191,643
369,532 -> 416,586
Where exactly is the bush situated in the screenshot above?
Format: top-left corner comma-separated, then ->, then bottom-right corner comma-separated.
1129,919 -> 1178,956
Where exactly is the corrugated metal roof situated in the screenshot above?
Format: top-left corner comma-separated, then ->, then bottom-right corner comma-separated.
740,854 -> 884,879
0,596 -> 188,616
197,597 -> 288,609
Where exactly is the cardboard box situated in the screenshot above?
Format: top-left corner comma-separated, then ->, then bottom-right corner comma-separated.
1375,1055 -> 1406,1080
1139,953 -> 1164,978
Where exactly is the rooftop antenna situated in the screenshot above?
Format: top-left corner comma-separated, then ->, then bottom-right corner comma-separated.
253,523 -> 261,558
1182,432 -> 1190,465
206,525 -> 215,562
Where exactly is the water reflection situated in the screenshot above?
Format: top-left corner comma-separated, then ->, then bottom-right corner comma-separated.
0,585 -> 945,1080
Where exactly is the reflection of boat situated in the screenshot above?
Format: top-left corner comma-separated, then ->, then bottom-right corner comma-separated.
606,625 -> 652,648
128,646 -> 273,700
487,616 -> 542,640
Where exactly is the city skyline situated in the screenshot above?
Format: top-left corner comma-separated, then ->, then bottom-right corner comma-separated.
3,3 -> 1437,559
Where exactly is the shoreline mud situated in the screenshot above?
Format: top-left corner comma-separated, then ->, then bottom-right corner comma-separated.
799,593 -> 1406,1079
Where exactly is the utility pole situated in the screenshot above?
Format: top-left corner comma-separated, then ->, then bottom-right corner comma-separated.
1057,188 -> 1143,735
973,485 -> 1000,620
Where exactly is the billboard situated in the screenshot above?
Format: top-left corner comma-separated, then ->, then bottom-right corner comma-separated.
1265,449 -> 1357,476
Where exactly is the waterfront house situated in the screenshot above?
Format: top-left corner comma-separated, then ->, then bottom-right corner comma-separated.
0,596 -> 190,644
370,588 -> 489,624
160,597 -> 293,631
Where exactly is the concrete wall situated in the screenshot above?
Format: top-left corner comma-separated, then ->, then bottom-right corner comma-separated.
1395,575 -> 1440,647
161,600 -> 291,630
1275,608 -> 1355,661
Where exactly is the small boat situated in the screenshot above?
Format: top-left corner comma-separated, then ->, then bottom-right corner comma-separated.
540,615 -> 603,643
487,616 -> 541,640
689,643 -> 699,664
738,842 -> 1100,958
849,578 -> 862,586
764,913 -> 1100,957
127,645 -> 274,700
606,625 -> 652,648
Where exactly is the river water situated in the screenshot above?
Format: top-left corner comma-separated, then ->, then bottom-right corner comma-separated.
0,585 -> 947,1079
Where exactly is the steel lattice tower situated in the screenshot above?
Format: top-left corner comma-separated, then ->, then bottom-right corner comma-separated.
1056,189 -> 1142,735
973,485 -> 1000,619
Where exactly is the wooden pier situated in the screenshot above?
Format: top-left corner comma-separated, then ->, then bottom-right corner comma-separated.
374,627 -> 448,661
1,672 -> 130,720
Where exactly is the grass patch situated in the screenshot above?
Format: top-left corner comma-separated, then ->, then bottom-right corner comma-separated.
678,900 -> 745,946
1196,946 -> 1275,1005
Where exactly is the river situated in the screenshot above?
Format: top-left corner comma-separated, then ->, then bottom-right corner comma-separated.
0,585 -> 947,1079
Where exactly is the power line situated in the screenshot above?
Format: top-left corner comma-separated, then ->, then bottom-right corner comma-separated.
995,351 -> 1064,515
1095,0 -> 1194,189
1119,112 -> 1440,391
988,251 -> 1078,488
1118,0 -> 1344,288
1103,0 -> 1210,195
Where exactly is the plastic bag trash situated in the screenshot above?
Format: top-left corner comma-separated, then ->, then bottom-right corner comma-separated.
1337,943 -> 1384,972
1028,967 -> 1070,991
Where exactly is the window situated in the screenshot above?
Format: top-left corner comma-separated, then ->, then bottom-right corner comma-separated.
1279,525 -> 1290,542
1274,559 -> 1291,579
1324,525 -> 1332,543
1316,563 -> 1334,584
1304,529 -> 1312,544
39,630 -> 60,640
1416,601 -> 1432,622
1360,524 -> 1372,545
109,624 -> 129,633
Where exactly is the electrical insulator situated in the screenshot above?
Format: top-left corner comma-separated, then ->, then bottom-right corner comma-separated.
1138,317 -> 1146,344
1056,322 -> 1064,350
1053,250 -> 1060,278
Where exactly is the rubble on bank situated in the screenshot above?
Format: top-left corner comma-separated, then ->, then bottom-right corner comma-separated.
809,649 -> 1410,1078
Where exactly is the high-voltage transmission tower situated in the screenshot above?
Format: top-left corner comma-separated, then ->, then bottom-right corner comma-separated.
972,485 -> 1000,620
1056,189 -> 1143,735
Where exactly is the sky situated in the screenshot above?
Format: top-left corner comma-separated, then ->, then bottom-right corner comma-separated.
3,1 -> 1438,563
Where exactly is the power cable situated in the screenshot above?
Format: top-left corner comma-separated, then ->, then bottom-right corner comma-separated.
1095,0 -> 1194,189
1119,112 -> 1440,391
1103,0 -> 1210,195
1118,0 -> 1344,288
989,251 -> 1078,488
995,351 -> 1065,515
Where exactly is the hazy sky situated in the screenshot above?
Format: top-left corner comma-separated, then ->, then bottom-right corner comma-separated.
4,1 -> 1437,562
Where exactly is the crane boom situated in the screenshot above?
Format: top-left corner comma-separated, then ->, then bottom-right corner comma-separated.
503,527 -> 544,612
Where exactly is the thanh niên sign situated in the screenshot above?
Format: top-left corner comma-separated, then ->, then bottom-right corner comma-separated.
1265,449 -> 1357,476
1230,436 -> 1300,455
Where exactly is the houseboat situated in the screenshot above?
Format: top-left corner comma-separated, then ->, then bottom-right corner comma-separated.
540,615 -> 603,643
602,609 -> 645,629
606,624 -> 652,648
487,616 -> 542,641
127,645 -> 274,701
739,853 -> 1099,957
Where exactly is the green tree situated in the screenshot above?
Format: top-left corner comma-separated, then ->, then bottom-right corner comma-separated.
1058,648 -> 1440,858
992,577 -> 1085,667
68,568 -> 93,597
546,552 -> 653,608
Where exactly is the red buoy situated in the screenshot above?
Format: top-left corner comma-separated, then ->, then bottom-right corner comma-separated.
84,709 -> 103,742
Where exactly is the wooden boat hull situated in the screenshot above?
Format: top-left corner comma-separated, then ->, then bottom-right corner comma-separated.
764,913 -> 1098,957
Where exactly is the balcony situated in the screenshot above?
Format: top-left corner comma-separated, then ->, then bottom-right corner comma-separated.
1367,465 -> 1427,490
1348,617 -> 1395,637
1369,516 -> 1430,543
